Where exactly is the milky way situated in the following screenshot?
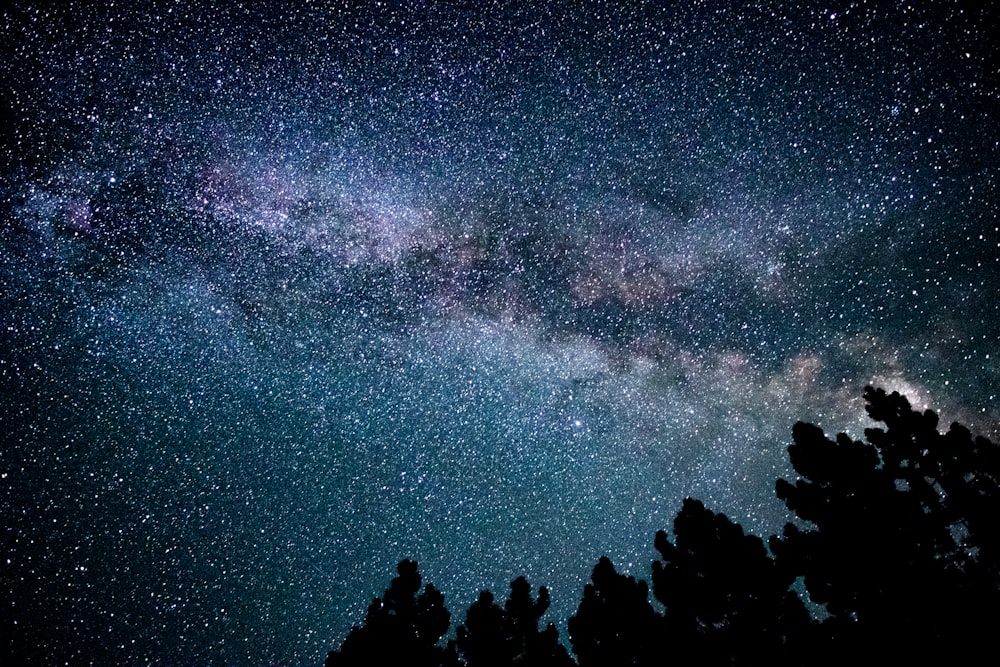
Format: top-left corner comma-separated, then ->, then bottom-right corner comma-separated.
2,2 -> 998,664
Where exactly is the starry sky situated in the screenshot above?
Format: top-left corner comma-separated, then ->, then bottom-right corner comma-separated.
1,1 -> 998,664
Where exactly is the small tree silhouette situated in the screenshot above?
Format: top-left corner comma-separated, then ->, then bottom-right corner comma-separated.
456,577 -> 573,667
568,557 -> 660,667
505,577 -> 575,667
325,560 -> 455,667
652,498 -> 809,665
456,590 -> 508,667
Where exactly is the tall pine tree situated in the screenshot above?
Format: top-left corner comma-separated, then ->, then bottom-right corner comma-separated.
771,386 -> 1000,662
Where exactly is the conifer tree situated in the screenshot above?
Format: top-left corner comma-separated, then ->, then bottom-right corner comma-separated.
568,557 -> 660,667
653,498 -> 808,665
325,560 -> 455,667
771,386 -> 1000,662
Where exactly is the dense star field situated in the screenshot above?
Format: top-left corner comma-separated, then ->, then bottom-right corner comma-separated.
2,1 -> 998,664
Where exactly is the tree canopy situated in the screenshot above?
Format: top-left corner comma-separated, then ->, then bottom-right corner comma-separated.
771,386 -> 1000,663
325,559 -> 454,667
325,387 -> 999,666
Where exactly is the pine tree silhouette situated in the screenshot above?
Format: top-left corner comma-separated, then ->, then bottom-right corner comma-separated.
325,560 -> 456,667
652,498 -> 809,665
504,577 -> 574,667
324,387 -> 999,666
771,386 -> 1000,663
568,557 -> 660,667
456,577 -> 573,667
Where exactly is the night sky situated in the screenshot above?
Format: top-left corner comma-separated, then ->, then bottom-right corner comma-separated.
2,1 -> 998,664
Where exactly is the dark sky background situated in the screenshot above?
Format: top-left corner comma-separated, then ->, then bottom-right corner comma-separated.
2,1 -> 998,664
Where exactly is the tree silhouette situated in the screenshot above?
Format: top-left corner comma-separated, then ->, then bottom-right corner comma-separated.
771,386 -> 1000,663
652,498 -> 809,666
325,559 -> 456,667
455,577 -> 573,667
324,387 -> 999,666
568,557 -> 660,667
455,590 -> 508,667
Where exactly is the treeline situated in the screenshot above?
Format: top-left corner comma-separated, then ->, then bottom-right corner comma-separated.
326,387 -> 1000,666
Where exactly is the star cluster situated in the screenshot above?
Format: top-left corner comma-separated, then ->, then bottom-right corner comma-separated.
2,1 -> 998,664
